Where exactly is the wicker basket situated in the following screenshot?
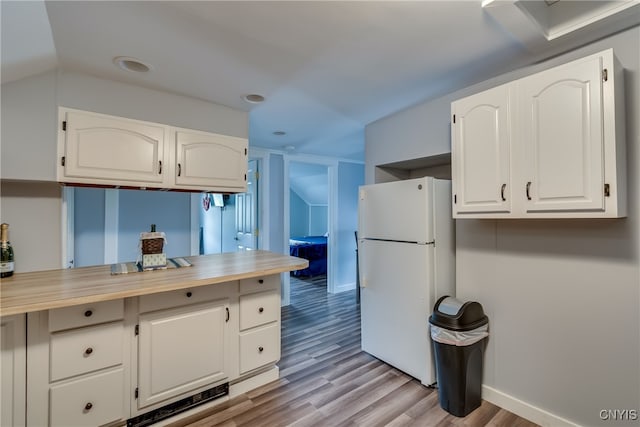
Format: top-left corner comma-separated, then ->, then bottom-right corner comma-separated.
141,238 -> 164,254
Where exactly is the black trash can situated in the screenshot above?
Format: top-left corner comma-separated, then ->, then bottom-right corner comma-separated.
429,296 -> 489,417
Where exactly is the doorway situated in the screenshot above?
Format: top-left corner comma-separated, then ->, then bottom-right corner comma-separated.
284,160 -> 335,305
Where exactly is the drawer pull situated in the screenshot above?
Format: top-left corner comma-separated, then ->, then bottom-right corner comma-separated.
258,346 -> 264,353
258,307 -> 264,313
84,310 -> 93,317
84,402 -> 93,411
186,291 -> 193,298
84,347 -> 93,356
258,279 -> 264,284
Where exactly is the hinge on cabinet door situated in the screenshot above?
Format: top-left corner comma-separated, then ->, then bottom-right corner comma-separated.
62,121 -> 67,131
603,69 -> 608,82
61,156 -> 65,166
135,325 -> 139,336
604,183 -> 610,197
453,114 -> 456,124
255,171 -> 259,181
255,229 -> 259,237
135,388 -> 138,399
245,148 -> 248,156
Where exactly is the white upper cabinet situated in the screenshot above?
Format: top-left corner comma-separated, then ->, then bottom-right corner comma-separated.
452,49 -> 626,219
174,130 -> 248,192
59,110 -> 167,186
452,84 -> 512,216
521,55 -> 605,213
57,108 -> 248,193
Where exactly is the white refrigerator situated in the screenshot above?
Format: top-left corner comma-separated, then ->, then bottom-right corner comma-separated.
358,177 -> 455,386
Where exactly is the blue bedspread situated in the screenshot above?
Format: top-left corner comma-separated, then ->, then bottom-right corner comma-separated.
289,236 -> 327,277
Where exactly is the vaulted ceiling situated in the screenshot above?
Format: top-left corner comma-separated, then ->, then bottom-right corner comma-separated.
2,1 -> 638,161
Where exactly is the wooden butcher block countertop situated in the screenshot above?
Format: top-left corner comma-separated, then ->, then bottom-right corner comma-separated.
0,250 -> 308,316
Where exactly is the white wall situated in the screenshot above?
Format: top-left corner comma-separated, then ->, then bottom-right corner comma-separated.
309,205 -> 328,236
335,162 -> 364,293
0,181 -> 62,273
365,27 -> 639,427
1,70 -> 57,181
117,189 -> 191,262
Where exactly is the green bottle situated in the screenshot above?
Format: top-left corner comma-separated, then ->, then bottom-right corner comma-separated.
1,223 -> 15,278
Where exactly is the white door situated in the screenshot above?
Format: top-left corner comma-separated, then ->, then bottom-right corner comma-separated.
235,160 -> 258,251
359,239 -> 435,385
137,300 -> 228,409
451,84 -> 511,215
63,111 -> 166,184
521,55 -> 605,213
175,130 -> 247,192
358,177 -> 432,243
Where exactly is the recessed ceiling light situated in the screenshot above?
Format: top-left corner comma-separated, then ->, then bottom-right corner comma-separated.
113,56 -> 152,73
273,131 -> 286,136
243,94 -> 265,104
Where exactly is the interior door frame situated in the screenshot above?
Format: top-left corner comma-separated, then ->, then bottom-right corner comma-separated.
283,154 -> 338,305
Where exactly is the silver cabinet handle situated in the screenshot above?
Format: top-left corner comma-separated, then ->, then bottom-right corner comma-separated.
526,182 -> 532,200
501,184 -> 506,202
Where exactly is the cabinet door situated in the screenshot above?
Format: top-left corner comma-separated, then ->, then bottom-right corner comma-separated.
174,130 -> 248,192
137,299 -> 229,409
520,55 -> 605,213
1,315 -> 26,427
62,110 -> 166,185
452,84 -> 511,216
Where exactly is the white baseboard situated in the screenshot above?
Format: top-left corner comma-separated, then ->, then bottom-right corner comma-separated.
331,281 -> 356,294
229,366 -> 280,397
482,385 -> 581,427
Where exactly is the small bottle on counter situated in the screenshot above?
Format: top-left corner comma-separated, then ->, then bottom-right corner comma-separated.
1,223 -> 15,278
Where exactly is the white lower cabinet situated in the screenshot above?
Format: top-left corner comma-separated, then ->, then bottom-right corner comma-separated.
49,368 -> 125,427
24,275 -> 282,426
238,278 -> 281,375
239,323 -> 280,374
136,299 -> 230,409
1,315 -> 26,427
27,300 -> 129,427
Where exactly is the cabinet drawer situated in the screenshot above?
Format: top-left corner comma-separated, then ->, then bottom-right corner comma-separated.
239,323 -> 280,374
240,275 -> 279,294
139,282 -> 235,313
49,299 -> 124,332
239,291 -> 279,331
50,321 -> 124,382
49,368 -> 125,427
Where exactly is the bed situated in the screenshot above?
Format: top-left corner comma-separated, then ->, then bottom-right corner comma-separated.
289,235 -> 327,277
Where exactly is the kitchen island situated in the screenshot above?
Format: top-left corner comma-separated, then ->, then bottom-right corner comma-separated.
0,251 -> 307,427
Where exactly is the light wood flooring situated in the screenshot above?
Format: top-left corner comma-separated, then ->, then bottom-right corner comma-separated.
169,275 -> 539,427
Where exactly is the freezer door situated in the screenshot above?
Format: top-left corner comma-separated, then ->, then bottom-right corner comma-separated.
358,239 -> 436,385
358,177 -> 433,243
